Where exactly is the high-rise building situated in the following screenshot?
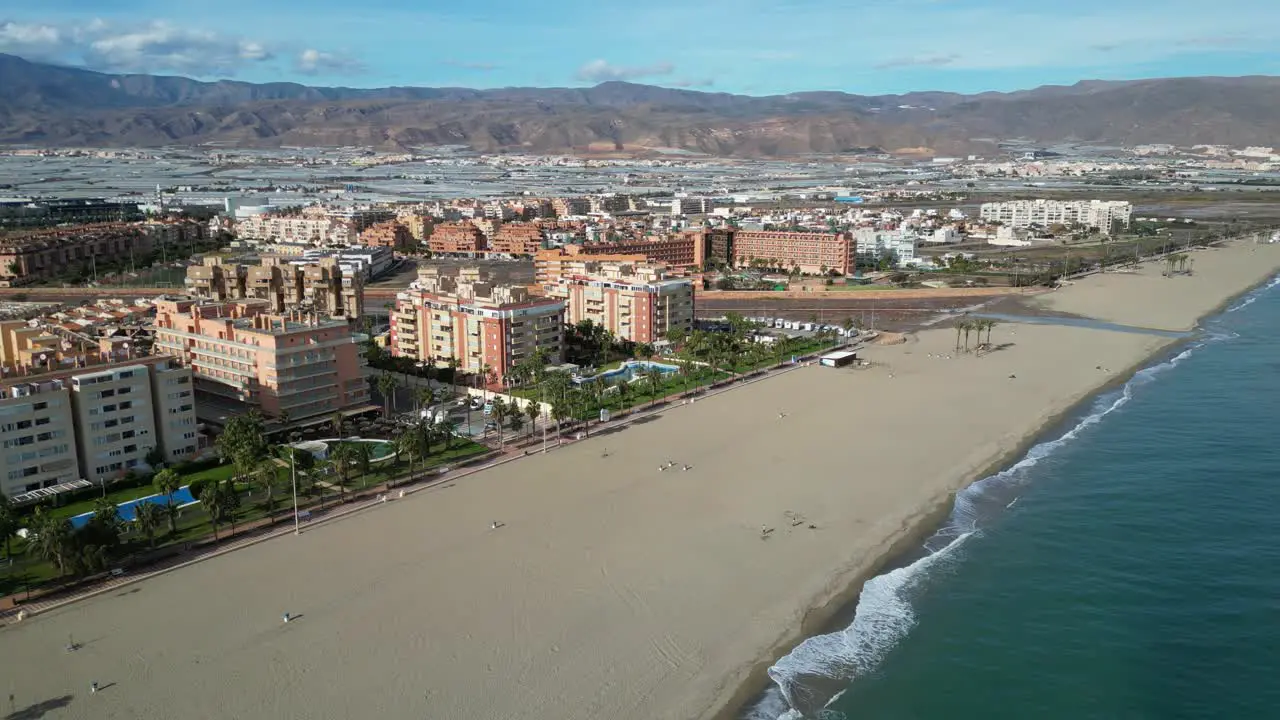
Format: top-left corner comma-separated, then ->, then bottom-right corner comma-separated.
732,230 -> 853,275
541,260 -> 695,344
390,268 -> 564,384
152,299 -> 371,426
0,357 -> 199,499
978,199 -> 1132,233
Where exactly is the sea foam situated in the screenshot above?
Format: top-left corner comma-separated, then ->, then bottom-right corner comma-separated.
751,324 -> 1238,719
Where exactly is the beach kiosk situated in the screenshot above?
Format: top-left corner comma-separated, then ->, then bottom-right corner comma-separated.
818,350 -> 858,368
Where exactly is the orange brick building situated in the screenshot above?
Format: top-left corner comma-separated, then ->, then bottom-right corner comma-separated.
359,220 -> 413,250
732,230 -> 853,275
428,222 -> 488,256
488,223 -> 545,256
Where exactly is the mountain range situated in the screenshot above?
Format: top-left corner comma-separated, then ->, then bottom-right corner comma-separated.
2,53 -> 1278,157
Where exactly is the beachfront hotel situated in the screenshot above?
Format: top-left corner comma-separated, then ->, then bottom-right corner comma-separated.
0,357 -> 199,500
539,259 -> 695,344
151,298 -> 371,428
731,230 -> 854,275
389,267 -> 564,384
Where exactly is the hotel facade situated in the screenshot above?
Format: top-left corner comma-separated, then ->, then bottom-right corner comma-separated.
390,268 -> 564,383
152,298 -> 370,426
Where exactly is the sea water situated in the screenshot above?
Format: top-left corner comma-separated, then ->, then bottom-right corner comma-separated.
750,275 -> 1280,719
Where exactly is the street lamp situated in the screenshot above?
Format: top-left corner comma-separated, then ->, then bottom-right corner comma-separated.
290,449 -> 301,535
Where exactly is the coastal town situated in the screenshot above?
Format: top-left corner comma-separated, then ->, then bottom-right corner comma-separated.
5,140 -> 1280,720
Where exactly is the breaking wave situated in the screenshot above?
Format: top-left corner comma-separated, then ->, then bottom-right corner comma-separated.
747,294 -> 1273,719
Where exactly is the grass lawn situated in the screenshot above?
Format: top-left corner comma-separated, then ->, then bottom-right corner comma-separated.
1,441 -> 491,600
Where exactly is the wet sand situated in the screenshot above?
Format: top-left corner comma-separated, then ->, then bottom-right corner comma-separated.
2,241 -> 1278,720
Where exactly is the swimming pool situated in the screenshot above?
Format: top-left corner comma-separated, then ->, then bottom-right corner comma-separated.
579,361 -> 680,385
70,486 -> 198,529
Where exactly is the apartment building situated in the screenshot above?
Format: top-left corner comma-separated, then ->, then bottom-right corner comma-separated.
428,222 -> 488,256
0,223 -> 152,287
535,247 -> 649,286
542,261 -> 695,344
670,197 -> 710,216
234,214 -> 354,245
185,256 -> 364,321
589,195 -> 634,214
488,222 -> 544,256
152,298 -> 370,425
551,197 -> 591,218
978,199 -> 1132,233
397,210 -> 433,241
572,234 -> 706,270
732,230 -> 853,275
391,268 -> 564,384
358,220 -> 413,250
0,358 -> 199,498
853,229 -> 918,265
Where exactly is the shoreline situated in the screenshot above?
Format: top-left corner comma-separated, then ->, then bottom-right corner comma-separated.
4,243 -> 1279,720
711,256 -> 1280,720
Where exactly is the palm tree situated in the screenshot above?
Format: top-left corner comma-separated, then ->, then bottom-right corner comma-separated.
330,410 -> 345,437
134,502 -> 161,548
524,400 -> 541,441
489,398 -> 508,447
394,428 -> 419,486
415,386 -> 435,420
646,368 -> 663,406
0,492 -> 17,562
954,321 -> 963,353
984,319 -> 998,347
31,509 -> 74,576
197,482 -> 226,541
328,443 -> 355,503
220,479 -> 242,537
253,459 -> 281,521
152,467 -> 181,535
376,373 -> 400,418
351,442 -> 373,488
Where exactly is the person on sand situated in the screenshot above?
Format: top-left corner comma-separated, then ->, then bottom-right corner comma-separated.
283,612 -> 291,624
90,682 -> 98,694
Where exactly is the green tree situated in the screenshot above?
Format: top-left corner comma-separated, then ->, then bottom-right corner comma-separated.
144,444 -> 167,470
253,459 -> 281,522
330,410 -> 345,437
328,443 -> 356,502
394,428 -> 420,487
152,467 -> 182,535
489,398 -> 509,447
524,401 -> 541,440
0,492 -> 16,562
351,442 -> 373,485
198,482 -> 227,541
415,386 -> 436,419
377,373 -> 400,418
134,501 -> 162,548
31,508 -> 75,576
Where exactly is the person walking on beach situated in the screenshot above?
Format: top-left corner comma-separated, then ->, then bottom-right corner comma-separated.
90,682 -> 98,694
283,612 -> 291,624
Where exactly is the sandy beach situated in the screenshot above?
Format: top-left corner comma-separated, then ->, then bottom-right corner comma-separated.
3,240 -> 1279,720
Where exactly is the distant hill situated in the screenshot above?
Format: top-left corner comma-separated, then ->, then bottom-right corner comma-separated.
2,53 -> 1278,156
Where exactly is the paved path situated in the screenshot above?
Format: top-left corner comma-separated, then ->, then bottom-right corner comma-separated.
0,346 -> 840,624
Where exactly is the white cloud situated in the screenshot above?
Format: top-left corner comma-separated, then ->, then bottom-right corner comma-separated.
295,48 -> 365,76
874,54 -> 960,70
0,18 -> 366,78
575,59 -> 675,82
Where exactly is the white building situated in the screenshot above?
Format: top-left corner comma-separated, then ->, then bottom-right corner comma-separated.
990,226 -> 1034,247
854,229 -> 917,266
670,197 -> 710,216
926,227 -> 961,244
979,199 -> 1132,234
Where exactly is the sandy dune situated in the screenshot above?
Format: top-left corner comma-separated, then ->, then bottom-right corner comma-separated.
2,241 -> 1278,720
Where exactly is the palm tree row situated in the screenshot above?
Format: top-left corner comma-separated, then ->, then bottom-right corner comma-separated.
953,318 -> 999,355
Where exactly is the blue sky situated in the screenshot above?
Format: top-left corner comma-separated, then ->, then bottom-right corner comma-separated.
2,0 -> 1277,95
